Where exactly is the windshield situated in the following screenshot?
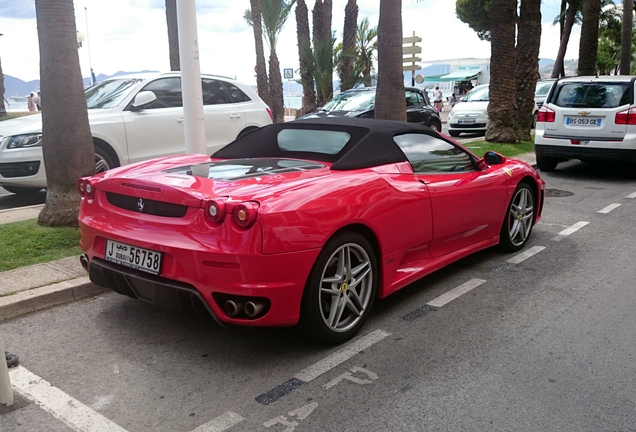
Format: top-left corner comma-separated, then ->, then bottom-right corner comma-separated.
535,81 -> 554,97
462,86 -> 489,102
85,78 -> 144,109
321,90 -> 376,112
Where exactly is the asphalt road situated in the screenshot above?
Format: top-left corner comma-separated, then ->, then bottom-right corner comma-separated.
2,160 -> 636,431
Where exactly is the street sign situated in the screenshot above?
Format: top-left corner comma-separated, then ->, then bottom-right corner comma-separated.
403,56 -> 422,63
403,46 -> 422,55
283,68 -> 294,79
403,65 -> 421,71
402,35 -> 422,44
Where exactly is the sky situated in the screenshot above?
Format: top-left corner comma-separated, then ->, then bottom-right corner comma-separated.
0,0 -> 578,85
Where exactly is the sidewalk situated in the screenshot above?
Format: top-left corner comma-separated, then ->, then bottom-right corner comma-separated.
0,148 -> 535,322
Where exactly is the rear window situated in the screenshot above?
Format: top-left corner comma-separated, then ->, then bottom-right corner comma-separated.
552,82 -> 631,108
277,129 -> 351,154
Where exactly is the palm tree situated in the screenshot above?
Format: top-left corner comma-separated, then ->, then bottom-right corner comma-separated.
35,0 -> 94,226
374,0 -> 405,121
338,0 -> 358,92
486,0 -> 517,143
165,0 -> 179,71
620,0 -> 633,74
246,0 -> 295,123
0,56 -> 6,118
552,0 -> 582,78
357,18 -> 378,87
295,0 -> 316,114
312,0 -> 333,106
578,0 -> 601,75
516,0 -> 541,142
249,0 -> 271,108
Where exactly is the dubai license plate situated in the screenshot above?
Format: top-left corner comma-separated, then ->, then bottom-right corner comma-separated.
105,240 -> 162,275
565,117 -> 602,127
459,119 -> 476,125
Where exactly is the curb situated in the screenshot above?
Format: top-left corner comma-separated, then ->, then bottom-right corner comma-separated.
0,277 -> 108,322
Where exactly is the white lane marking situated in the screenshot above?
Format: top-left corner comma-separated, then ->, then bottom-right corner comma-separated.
294,329 -> 390,383
191,411 -> 244,432
9,366 -> 128,432
426,278 -> 486,308
598,203 -> 621,214
626,191 -> 636,199
557,221 -> 590,236
506,245 -> 546,264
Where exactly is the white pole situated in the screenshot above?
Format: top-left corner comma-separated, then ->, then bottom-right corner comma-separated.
84,7 -> 94,85
176,0 -> 206,155
0,334 -> 14,406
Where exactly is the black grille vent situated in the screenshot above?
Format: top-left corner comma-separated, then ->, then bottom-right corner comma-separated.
106,192 -> 188,218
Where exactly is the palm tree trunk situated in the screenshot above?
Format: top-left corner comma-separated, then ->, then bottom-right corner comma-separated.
516,0 -> 541,141
312,0 -> 328,106
339,0 -> 359,92
551,0 -> 581,78
165,0 -> 180,71
0,57 -> 6,117
486,0 -> 517,143
578,0 -> 600,76
250,0 -> 271,108
324,0 -> 333,99
268,51 -> 285,123
620,0 -> 633,74
375,0 -> 405,121
295,0 -> 316,114
35,0 -> 94,226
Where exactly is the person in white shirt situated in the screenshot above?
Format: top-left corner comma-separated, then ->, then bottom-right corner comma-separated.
432,86 -> 444,112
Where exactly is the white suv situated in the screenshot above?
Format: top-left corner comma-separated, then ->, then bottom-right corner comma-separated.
534,75 -> 635,171
0,72 -> 272,194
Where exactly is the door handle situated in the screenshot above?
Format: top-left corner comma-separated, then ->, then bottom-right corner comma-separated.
177,117 -> 185,124
229,113 -> 242,120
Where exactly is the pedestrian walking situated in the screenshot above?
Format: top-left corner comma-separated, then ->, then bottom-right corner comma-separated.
27,92 -> 36,111
432,86 -> 444,113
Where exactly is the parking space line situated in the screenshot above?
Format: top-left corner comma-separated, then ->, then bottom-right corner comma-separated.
551,221 -> 589,241
626,191 -> 636,199
9,366 -> 128,432
294,329 -> 390,383
190,411 -> 244,432
506,245 -> 546,264
598,203 -> 621,214
426,278 -> 486,308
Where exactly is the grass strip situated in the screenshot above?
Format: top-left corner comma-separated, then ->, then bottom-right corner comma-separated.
462,139 -> 534,158
0,219 -> 81,272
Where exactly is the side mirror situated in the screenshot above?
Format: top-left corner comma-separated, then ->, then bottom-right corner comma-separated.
130,91 -> 157,111
484,151 -> 505,165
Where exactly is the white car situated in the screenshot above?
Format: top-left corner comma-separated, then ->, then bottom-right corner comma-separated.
534,75 -> 636,172
448,84 -> 538,137
0,72 -> 273,194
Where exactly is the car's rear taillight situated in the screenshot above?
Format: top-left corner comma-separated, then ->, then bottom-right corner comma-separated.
232,201 -> 259,228
77,178 -> 97,200
615,107 -> 636,125
266,108 -> 273,121
204,198 -> 228,224
537,106 -> 555,123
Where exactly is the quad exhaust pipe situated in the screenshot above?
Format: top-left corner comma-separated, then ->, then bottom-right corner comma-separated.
224,300 -> 244,317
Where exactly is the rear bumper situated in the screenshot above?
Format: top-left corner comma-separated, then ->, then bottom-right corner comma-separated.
534,143 -> 636,163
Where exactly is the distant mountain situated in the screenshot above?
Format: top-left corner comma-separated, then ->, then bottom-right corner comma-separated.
3,71 -> 160,100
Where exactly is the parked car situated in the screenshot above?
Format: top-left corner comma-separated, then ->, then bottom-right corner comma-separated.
534,75 -> 636,171
78,118 -> 544,344
298,87 -> 443,132
0,72 -> 272,194
535,78 -> 556,109
448,84 -> 539,137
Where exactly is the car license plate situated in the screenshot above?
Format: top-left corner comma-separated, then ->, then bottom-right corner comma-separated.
565,117 -> 602,127
105,240 -> 162,275
458,119 -> 475,125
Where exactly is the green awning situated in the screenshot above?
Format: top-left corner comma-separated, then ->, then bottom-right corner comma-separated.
436,70 -> 481,82
423,74 -> 448,82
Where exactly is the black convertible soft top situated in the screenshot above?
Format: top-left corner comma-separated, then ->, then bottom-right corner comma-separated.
212,117 -> 441,170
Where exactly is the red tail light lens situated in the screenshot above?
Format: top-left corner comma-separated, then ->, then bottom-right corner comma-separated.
232,201 -> 259,228
537,106 -> 555,123
204,198 -> 228,224
77,178 -> 96,200
615,107 -> 636,125
266,108 -> 273,121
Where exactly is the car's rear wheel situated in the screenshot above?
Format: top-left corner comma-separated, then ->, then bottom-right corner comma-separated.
2,185 -> 43,195
95,147 -> 116,173
536,155 -> 558,172
499,182 -> 535,252
300,232 -> 377,344
449,130 -> 460,137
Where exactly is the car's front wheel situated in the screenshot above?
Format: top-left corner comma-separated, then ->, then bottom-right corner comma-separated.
499,182 -> 535,252
95,147 -> 116,173
300,232 -> 378,344
427,120 -> 442,132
